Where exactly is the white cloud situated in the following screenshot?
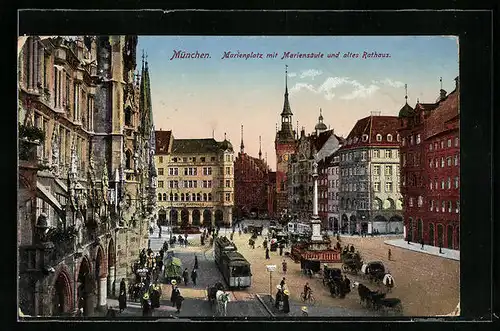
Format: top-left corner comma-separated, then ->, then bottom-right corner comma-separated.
372,78 -> 405,88
299,69 -> 323,79
288,72 -> 297,77
290,76 -> 379,100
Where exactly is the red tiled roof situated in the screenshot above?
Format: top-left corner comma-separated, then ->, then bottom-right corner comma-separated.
155,130 -> 172,155
339,115 -> 400,150
424,90 -> 459,139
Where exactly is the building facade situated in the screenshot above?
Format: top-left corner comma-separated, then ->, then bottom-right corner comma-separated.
234,129 -> 272,219
326,152 -> 341,232
338,114 -> 403,234
17,36 -> 156,317
155,131 -> 235,227
275,68 -> 297,216
399,78 -> 460,249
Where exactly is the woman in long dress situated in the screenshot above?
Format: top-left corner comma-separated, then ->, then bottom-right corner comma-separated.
282,290 -> 290,313
118,278 -> 127,312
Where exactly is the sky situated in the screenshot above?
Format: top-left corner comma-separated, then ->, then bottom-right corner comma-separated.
137,36 -> 459,170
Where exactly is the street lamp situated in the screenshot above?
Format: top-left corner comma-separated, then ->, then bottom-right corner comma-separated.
266,264 -> 276,303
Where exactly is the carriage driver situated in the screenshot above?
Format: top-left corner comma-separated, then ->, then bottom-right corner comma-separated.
303,282 -> 311,300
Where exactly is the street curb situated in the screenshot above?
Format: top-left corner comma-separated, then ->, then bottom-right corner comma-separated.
384,241 -> 460,261
255,294 -> 275,317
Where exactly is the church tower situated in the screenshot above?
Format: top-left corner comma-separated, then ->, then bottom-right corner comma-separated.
274,65 -> 297,215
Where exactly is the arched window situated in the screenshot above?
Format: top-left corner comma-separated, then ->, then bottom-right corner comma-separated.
197,193 -> 202,201
157,193 -> 162,201
170,193 -> 174,201
208,193 -> 212,201
203,193 -> 207,201
354,137 -> 359,143
180,193 -> 185,201
125,150 -> 132,169
376,134 -> 382,142
185,193 -> 190,201
174,193 -> 179,201
163,193 -> 167,201
124,106 -> 132,126
387,134 -> 393,142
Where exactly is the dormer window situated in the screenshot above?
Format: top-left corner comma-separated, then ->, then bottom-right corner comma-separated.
354,137 -> 359,143
376,134 -> 382,142
362,134 -> 368,142
396,134 -> 400,142
387,134 -> 393,142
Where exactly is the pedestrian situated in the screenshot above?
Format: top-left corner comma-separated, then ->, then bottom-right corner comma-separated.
265,247 -> 270,259
191,269 -> 197,286
142,291 -> 151,317
230,231 -> 234,241
388,248 -> 392,261
282,260 -> 287,275
182,268 -> 189,286
344,275 -> 351,293
439,243 -> 443,254
274,285 -> 282,309
118,278 -> 127,312
170,280 -> 179,307
194,255 -> 199,270
175,294 -> 184,313
280,277 -> 286,289
150,283 -> 161,309
282,289 -> 290,314
420,238 -> 425,250
279,243 -> 284,256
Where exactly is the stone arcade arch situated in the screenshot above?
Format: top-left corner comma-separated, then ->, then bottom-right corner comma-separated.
95,245 -> 107,309
388,215 -> 403,234
406,218 -> 413,242
203,209 -> 212,226
77,256 -> 95,316
192,209 -> 201,226
181,209 -> 189,227
170,209 -> 179,225
429,223 -> 435,246
447,224 -> 454,249
215,209 -> 224,227
107,238 -> 115,296
52,270 -> 72,316
341,214 -> 348,234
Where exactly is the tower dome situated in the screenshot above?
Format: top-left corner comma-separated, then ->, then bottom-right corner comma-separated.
314,108 -> 328,131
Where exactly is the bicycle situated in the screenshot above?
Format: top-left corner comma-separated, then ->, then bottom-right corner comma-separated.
300,291 -> 316,305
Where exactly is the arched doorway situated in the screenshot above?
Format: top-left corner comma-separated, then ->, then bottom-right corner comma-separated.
158,209 -> 167,226
389,215 -> 403,233
107,239 -> 115,296
192,209 -> 201,226
215,209 -> 224,227
417,219 -> 423,242
77,256 -> 95,316
447,224 -> 453,249
181,209 -> 189,228
455,226 -> 460,250
437,224 -> 444,248
429,223 -> 435,247
203,209 -> 212,226
407,218 -> 413,242
95,246 -> 106,308
333,217 -> 339,233
52,271 -> 72,316
170,209 -> 179,225
349,215 -> 357,234
341,214 -> 348,234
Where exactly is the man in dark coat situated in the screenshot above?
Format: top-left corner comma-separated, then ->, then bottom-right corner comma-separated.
170,281 -> 180,307
279,243 -> 284,256
280,277 -> 286,288
142,292 -> 151,317
263,238 -> 268,249
274,285 -> 283,309
191,269 -> 198,286
175,294 -> 184,313
282,290 -> 290,313
265,247 -> 270,259
182,268 -> 189,286
118,278 -> 127,312
194,255 -> 199,270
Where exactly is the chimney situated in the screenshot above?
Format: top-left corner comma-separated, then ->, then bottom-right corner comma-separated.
454,76 -> 459,91
440,89 -> 447,101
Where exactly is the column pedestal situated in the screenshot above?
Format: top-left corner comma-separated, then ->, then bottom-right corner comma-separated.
98,277 -> 107,308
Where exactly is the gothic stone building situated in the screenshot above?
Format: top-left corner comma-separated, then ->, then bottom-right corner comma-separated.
155,130 -> 235,227
17,36 -> 156,317
234,128 -> 273,219
338,114 -> 403,234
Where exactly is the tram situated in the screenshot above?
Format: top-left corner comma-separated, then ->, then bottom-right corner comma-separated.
213,236 -> 252,289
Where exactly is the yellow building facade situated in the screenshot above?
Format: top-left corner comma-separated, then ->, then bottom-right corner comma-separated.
154,130 -> 235,227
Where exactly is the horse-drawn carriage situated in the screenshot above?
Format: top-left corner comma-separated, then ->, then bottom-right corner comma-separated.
207,282 -> 230,316
300,258 -> 321,277
353,282 -> 402,315
244,224 -> 263,236
322,265 -> 344,297
341,251 -> 363,274
361,261 -> 395,290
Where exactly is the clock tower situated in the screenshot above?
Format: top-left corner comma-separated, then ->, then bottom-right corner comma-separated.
275,65 -> 297,215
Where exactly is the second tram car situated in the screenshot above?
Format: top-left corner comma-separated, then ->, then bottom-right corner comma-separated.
214,236 -> 252,289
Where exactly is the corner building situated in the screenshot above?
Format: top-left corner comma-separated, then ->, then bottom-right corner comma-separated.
155,131 -> 235,227
17,36 -> 156,317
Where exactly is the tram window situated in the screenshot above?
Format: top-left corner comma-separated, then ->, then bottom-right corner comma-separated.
231,265 -> 250,276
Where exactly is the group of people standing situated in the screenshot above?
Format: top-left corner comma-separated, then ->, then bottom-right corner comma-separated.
274,278 -> 290,313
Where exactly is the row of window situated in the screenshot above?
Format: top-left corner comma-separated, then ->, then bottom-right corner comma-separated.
158,179 -> 233,189
156,192 -> 233,203
402,134 -> 421,146
428,155 -> 459,168
158,166 -> 230,177
346,133 -> 400,146
429,177 -> 460,190
429,137 -> 459,151
341,149 -> 399,162
429,200 -> 460,213
157,155 -> 233,164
